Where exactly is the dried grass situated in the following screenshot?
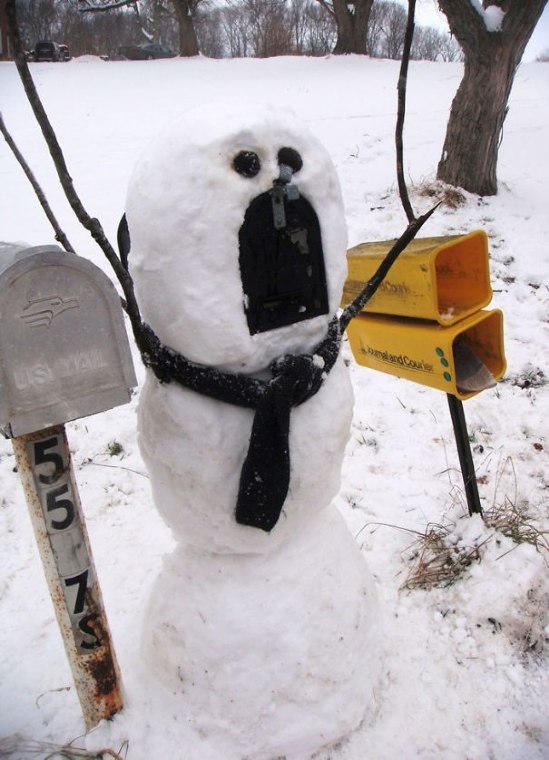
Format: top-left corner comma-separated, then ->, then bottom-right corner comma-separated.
486,455 -> 549,560
402,502 -> 548,592
402,449 -> 548,591
484,496 -> 549,559
0,737 -> 128,760
414,179 -> 467,209
401,521 -> 488,591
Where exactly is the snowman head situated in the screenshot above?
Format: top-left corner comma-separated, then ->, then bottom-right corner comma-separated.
125,103 -> 348,374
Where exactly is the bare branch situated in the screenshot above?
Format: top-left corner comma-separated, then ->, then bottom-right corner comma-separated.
76,0 -> 139,12
340,0 -> 442,329
0,112 -> 75,254
437,0 -> 490,51
396,0 -> 417,223
339,202 -> 440,329
314,0 -> 335,17
5,0 -> 143,336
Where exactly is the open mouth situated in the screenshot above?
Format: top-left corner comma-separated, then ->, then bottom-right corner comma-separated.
238,164 -> 329,336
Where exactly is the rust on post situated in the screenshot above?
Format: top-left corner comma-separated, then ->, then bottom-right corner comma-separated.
12,424 -> 123,730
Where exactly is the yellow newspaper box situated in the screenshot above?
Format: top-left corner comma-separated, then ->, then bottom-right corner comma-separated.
346,308 -> 506,400
343,230 -> 492,325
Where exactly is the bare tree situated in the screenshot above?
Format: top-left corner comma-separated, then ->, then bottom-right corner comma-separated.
221,0 -> 293,58
244,0 -> 293,57
288,0 -> 310,54
16,0 -> 108,55
17,0 -> 62,48
315,0 -> 373,54
367,1 -> 412,59
169,0 -> 201,55
217,0 -> 335,58
195,6 -> 225,57
410,25 -> 461,62
305,1 -> 336,54
437,0 -> 548,195
411,25 -> 439,60
380,1 -> 407,59
436,30 -> 462,63
13,0 -> 471,63
220,4 -> 250,57
366,0 -> 386,55
77,0 -> 204,55
76,0 -> 138,10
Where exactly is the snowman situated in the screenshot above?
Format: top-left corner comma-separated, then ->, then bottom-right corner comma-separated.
124,103 -> 381,758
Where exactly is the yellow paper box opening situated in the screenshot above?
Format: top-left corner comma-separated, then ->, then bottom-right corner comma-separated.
346,309 -> 506,400
343,230 -> 492,325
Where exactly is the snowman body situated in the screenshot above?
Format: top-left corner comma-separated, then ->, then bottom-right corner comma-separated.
126,104 -> 381,757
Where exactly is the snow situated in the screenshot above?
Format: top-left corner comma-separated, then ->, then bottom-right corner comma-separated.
1,54 -> 548,759
483,5 -> 506,32
469,0 -> 506,33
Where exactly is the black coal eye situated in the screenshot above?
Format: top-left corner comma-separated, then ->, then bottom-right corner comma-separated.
233,151 -> 261,178
278,147 -> 303,173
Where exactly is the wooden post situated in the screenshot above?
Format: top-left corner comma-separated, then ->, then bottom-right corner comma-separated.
12,424 -> 123,730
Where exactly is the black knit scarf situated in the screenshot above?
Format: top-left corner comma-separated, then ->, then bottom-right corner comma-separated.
134,317 -> 342,533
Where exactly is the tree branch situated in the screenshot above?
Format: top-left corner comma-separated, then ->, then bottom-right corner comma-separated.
76,0 -> 139,12
314,0 -> 335,18
498,0 -> 548,51
339,202 -> 440,330
5,0 -> 143,337
437,0 -> 488,51
340,0 -> 440,329
396,0 -> 416,223
0,111 -> 75,254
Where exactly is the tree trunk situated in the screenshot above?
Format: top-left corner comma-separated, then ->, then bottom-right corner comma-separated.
437,0 -> 547,196
331,0 -> 373,55
171,0 -> 200,57
437,45 -> 516,196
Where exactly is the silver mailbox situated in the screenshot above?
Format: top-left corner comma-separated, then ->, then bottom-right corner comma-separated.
0,244 -> 137,438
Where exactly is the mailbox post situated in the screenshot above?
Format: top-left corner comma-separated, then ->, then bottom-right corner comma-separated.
0,244 -> 137,729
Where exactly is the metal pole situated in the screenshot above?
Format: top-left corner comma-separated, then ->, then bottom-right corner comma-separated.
12,424 -> 123,730
446,394 -> 483,517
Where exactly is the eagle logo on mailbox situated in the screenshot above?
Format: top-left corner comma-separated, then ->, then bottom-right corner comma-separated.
19,295 -> 79,328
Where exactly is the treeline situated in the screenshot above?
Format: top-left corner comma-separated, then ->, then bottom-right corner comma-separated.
18,0 -> 462,62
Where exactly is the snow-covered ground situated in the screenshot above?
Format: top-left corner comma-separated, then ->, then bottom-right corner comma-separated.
0,54 -> 548,759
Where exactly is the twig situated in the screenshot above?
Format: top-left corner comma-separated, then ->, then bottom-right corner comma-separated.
82,460 -> 150,479
339,0 -> 439,330
0,111 -> 75,253
0,737 -> 128,759
5,1 -> 142,337
355,520 -> 426,541
396,0 -> 417,223
36,686 -> 71,707
78,0 -> 139,11
339,201 -> 440,329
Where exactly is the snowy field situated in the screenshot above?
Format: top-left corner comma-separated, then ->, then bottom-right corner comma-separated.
0,54 -> 548,759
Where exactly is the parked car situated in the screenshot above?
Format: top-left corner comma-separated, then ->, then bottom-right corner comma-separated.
58,44 -> 71,61
34,40 -> 61,62
118,43 -> 176,60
